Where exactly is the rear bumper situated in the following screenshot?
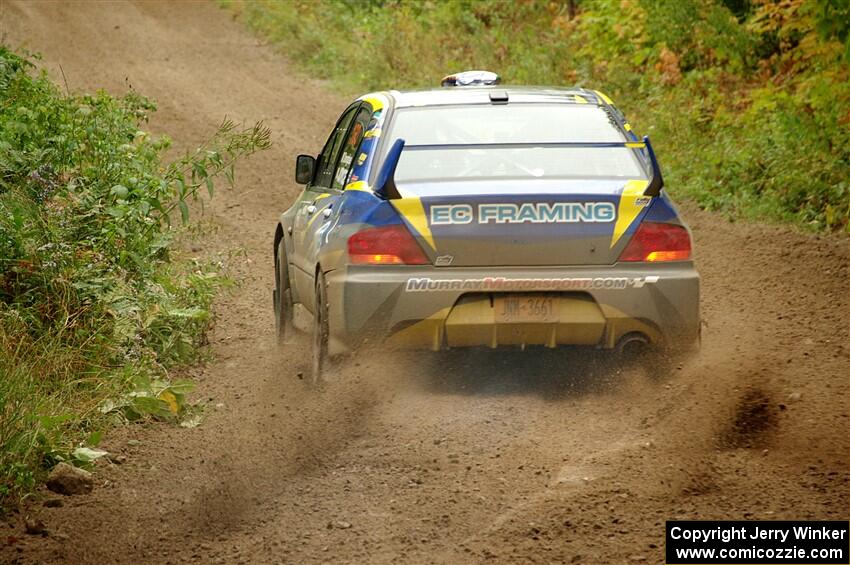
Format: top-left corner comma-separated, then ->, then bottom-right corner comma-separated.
325,263 -> 700,354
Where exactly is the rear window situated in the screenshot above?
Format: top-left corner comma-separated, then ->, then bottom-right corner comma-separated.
385,104 -> 646,182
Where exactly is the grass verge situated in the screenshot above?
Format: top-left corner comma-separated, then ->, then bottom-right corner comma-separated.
0,47 -> 269,507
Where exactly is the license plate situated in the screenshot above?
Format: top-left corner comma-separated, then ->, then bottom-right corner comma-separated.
495,294 -> 558,324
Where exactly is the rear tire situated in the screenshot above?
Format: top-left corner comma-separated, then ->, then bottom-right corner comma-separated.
311,270 -> 331,386
275,239 -> 294,345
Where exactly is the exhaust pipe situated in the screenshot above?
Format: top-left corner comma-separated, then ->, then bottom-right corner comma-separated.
615,332 -> 650,360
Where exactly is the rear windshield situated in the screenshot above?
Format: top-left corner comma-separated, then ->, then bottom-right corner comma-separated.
384,104 -> 646,182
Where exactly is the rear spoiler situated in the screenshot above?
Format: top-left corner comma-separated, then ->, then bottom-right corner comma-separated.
641,136 -> 664,197
374,138 -> 406,199
374,135 -> 664,199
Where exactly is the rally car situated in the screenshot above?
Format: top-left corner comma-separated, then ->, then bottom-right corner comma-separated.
273,71 -> 700,379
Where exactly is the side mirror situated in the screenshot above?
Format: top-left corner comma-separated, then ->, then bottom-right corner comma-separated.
295,154 -> 316,185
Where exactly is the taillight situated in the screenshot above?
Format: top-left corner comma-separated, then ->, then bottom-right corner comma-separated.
347,224 -> 430,265
619,222 -> 691,262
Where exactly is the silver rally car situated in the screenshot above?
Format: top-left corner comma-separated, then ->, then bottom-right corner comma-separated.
273,71 -> 700,377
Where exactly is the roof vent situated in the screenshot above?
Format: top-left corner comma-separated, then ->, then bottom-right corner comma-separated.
441,70 -> 501,87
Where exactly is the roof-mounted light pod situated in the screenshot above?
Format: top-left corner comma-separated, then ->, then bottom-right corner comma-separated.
441,70 -> 501,87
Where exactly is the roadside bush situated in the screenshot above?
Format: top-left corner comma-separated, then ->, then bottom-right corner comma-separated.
224,0 -> 850,231
0,47 -> 270,505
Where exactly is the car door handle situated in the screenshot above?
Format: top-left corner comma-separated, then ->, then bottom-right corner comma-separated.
306,205 -> 317,215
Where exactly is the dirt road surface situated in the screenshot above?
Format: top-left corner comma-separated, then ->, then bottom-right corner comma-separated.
1,2 -> 848,563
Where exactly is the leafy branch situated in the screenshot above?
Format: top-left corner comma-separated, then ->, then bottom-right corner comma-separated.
159,118 -> 271,225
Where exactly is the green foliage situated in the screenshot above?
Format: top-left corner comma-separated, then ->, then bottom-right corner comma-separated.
226,0 -> 849,231
99,375 -> 200,424
0,46 -> 270,507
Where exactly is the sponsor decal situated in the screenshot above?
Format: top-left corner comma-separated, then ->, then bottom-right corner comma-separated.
611,179 -> 651,247
430,202 -> 616,225
434,255 -> 454,266
431,204 -> 473,225
405,276 -> 659,292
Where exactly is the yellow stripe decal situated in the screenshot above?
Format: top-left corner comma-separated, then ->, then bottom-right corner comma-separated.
610,179 -> 650,248
594,89 -> 615,105
574,94 -> 588,104
625,142 -> 645,148
624,123 -> 632,131
391,197 -> 435,251
344,180 -> 371,192
359,93 -> 388,111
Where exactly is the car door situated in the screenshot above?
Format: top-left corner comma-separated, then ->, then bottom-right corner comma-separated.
290,103 -> 361,306
298,105 -> 373,310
